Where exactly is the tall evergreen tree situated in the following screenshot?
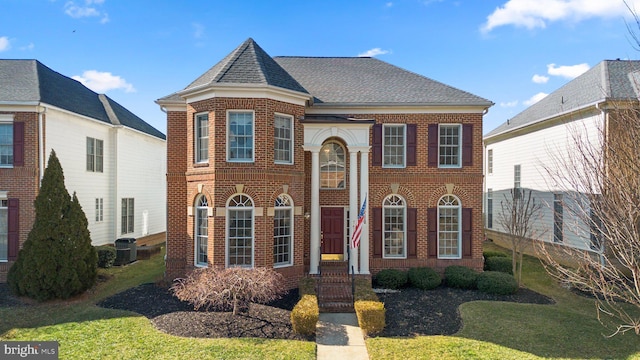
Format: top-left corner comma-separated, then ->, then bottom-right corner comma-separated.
8,150 -> 97,301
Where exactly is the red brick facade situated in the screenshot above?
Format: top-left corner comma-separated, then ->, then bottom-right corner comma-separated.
0,112 -> 41,282
165,97 -> 485,289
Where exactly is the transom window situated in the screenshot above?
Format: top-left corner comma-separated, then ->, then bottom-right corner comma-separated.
121,198 -> 134,234
228,111 -> 254,162
195,195 -> 208,266
320,142 -> 345,189
438,195 -> 461,259
383,125 -> 405,168
273,194 -> 293,267
383,195 -> 406,258
0,124 -> 12,166
227,194 -> 254,267
0,199 -> 7,261
274,114 -> 293,164
195,113 -> 209,163
86,137 -> 104,172
439,124 -> 461,168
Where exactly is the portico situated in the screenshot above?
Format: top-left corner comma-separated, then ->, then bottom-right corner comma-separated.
302,117 -> 374,275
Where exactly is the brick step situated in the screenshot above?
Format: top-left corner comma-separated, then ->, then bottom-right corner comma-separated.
319,301 -> 355,313
318,283 -> 353,300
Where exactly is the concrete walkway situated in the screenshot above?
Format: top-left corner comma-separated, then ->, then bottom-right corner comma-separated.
316,313 -> 369,360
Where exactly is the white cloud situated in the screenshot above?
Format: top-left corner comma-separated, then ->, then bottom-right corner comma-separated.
500,100 -> 519,107
547,63 -> 589,78
385,2 -> 393,7
481,0 -> 640,33
524,92 -> 548,105
358,47 -> 390,57
72,70 -> 135,93
20,43 -> 35,51
193,23 -> 205,39
0,36 -> 10,52
64,0 -> 109,23
532,74 -> 549,83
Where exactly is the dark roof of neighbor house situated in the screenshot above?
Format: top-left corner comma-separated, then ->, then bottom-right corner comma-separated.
0,59 -> 165,140
485,60 -> 640,139
159,38 -> 492,108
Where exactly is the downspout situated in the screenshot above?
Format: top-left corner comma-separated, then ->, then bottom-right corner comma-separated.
595,101 -> 606,266
37,105 -> 46,184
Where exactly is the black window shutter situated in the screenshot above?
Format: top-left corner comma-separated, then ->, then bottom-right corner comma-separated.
8,198 -> 19,261
372,124 -> 382,166
462,208 -> 472,258
427,207 -> 437,257
462,124 -> 473,167
407,208 -> 417,258
372,207 -> 382,257
428,124 -> 438,167
406,124 -> 417,166
13,122 -> 25,167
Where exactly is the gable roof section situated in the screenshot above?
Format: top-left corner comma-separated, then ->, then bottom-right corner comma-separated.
485,60 -> 640,138
183,38 -> 308,94
274,56 -> 492,106
0,59 -> 165,140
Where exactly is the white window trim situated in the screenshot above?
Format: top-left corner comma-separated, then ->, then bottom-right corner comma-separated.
195,195 -> 209,267
0,115 -> 14,169
382,124 -> 406,169
227,110 -> 255,163
273,194 -> 294,268
226,193 -> 255,268
194,112 -> 209,164
274,113 -> 294,165
382,195 -> 407,259
437,195 -> 462,259
438,124 -> 462,169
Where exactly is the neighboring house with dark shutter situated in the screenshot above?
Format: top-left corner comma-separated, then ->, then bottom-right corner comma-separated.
157,38 -> 492,289
484,60 -> 640,254
0,59 -> 166,281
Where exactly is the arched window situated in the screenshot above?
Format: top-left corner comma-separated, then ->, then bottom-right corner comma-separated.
438,195 -> 461,259
273,194 -> 293,267
227,194 -> 254,267
383,195 -> 406,258
320,142 -> 345,189
195,195 -> 208,266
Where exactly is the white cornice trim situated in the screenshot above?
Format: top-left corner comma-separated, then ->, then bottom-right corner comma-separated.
180,83 -> 311,106
304,104 -> 489,114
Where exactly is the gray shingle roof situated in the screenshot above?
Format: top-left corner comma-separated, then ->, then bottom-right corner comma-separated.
0,59 -> 165,140
274,56 -> 493,106
183,38 -> 308,94
485,60 -> 640,138
160,38 -> 492,108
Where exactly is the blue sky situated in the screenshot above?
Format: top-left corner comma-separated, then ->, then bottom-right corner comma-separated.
2,0 -> 640,134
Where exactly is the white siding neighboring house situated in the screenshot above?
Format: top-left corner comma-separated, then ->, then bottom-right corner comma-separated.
484,59 -> 640,253
0,59 -> 166,282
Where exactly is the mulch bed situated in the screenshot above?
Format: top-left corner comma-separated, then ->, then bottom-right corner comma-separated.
2,281 -> 554,340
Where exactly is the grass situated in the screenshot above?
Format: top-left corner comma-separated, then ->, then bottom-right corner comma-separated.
366,242 -> 640,360
0,247 -> 315,360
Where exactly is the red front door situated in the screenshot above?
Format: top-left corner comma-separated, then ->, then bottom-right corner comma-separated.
321,207 -> 344,255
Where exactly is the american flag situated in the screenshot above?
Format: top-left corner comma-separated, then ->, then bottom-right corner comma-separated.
351,195 -> 367,248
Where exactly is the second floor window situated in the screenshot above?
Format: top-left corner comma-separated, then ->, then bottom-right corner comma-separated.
274,114 -> 293,164
228,111 -> 254,162
383,124 -> 405,168
320,142 -> 345,189
439,124 -> 461,167
86,137 -> 104,172
0,124 -> 12,166
195,113 -> 209,163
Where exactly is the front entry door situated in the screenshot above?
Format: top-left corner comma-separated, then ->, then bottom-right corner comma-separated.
321,207 -> 344,260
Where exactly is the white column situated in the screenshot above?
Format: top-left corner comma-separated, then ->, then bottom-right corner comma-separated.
309,147 -> 321,274
348,149 -> 359,274
360,148 -> 370,274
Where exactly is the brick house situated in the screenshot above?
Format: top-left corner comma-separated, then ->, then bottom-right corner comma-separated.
157,38 -> 493,288
0,60 -> 166,281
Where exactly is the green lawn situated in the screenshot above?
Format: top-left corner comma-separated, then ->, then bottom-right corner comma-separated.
366,243 -> 640,360
0,247 -> 315,360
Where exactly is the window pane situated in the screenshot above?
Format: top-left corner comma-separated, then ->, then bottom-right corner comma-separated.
96,139 -> 103,172
438,204 -> 460,258
229,112 -> 253,161
86,138 -> 95,171
196,205 -> 208,265
383,125 -> 405,167
274,115 -> 292,164
439,125 -> 460,167
228,209 -> 253,266
196,114 -> 209,162
320,143 -> 345,189
0,124 -> 13,166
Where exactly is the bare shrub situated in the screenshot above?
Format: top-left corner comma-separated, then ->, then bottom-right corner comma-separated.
171,267 -> 285,315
